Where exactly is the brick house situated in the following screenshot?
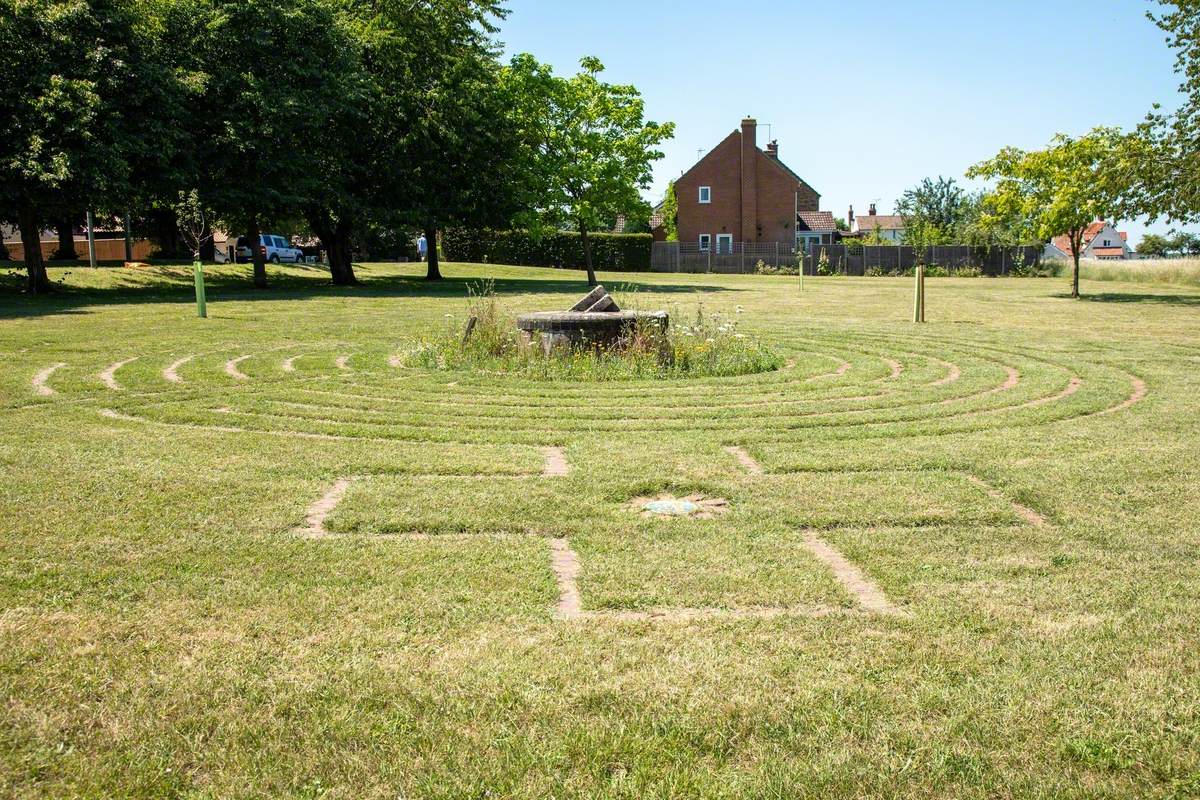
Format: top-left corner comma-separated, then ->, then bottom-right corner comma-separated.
673,118 -> 823,253
1046,219 -> 1132,260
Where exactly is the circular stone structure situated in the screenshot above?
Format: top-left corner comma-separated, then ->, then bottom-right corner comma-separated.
516,310 -> 668,351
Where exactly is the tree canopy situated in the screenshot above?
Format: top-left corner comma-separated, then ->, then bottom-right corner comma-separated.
503,54 -> 674,285
1,0 -> 673,293
967,129 -> 1126,298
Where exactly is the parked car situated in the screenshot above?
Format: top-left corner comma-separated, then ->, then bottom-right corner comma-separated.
235,234 -> 305,264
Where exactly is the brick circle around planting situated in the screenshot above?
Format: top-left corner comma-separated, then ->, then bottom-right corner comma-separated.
516,310 -> 668,348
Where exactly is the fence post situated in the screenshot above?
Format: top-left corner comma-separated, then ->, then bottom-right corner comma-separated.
740,243 -> 745,273
85,210 -> 97,268
124,209 -> 133,262
707,245 -> 712,273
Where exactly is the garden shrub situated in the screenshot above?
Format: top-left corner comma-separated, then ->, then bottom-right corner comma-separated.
756,259 -> 798,276
443,228 -> 653,271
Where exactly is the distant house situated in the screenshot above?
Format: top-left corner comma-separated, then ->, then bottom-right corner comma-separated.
849,203 -> 906,242
648,204 -> 667,241
796,211 -> 839,250
673,117 -> 824,252
1046,220 -> 1132,261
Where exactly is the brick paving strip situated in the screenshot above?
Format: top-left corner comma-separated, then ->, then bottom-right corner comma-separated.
31,363 -> 66,396
541,446 -> 570,476
724,445 -> 764,475
99,357 -> 138,391
163,355 -> 195,384
1095,375 -> 1147,416
800,532 -> 904,615
549,538 -> 583,619
297,478 -> 353,538
964,474 -> 1047,527
548,532 -> 904,621
225,355 -> 252,380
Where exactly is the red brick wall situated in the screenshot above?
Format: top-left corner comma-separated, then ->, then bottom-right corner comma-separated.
676,130 -> 743,248
675,124 -> 821,248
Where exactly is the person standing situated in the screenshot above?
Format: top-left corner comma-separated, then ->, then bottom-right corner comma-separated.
416,234 -> 428,262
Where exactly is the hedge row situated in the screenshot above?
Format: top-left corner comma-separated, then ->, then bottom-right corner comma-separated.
442,228 -> 652,271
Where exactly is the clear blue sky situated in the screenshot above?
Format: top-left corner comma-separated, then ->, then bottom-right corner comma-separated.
500,0 -> 1188,245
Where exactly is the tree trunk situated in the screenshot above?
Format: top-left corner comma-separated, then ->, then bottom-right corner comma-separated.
1071,229 -> 1081,299
424,224 -> 441,281
307,208 -> 358,285
19,206 -> 51,294
53,218 -> 77,260
328,219 -> 357,285
580,223 -> 596,286
248,217 -> 267,288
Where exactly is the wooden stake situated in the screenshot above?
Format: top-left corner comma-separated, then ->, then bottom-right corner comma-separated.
193,260 -> 207,318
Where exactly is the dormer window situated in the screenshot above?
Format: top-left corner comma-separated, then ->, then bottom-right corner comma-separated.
698,186 -> 711,204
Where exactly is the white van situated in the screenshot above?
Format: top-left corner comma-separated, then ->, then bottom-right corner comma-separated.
235,234 -> 305,264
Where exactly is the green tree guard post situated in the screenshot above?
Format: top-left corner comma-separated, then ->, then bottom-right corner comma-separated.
193,260 -> 207,318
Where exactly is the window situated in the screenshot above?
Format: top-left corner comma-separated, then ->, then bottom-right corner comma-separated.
274,236 -> 287,248
716,234 -> 733,254
698,186 -> 711,204
698,234 -> 711,251
1102,239 -> 1111,247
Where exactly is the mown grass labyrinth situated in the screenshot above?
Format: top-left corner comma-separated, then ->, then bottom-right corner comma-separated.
2,263 -> 1197,797
20,312 -> 1144,620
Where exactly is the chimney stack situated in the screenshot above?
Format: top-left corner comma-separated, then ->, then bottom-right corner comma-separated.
766,140 -> 779,160
848,205 -> 855,229
740,118 -> 758,243
868,202 -> 877,216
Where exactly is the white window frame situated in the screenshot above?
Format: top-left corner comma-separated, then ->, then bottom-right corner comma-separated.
698,186 -> 711,204
716,234 -> 733,254
698,234 -> 712,252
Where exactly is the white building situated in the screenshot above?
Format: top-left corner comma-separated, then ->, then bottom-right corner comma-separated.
849,203 -> 906,242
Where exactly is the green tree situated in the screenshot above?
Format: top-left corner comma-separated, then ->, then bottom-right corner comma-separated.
1118,2 -> 1200,222
896,176 -> 969,244
660,181 -> 679,241
1169,230 -> 1200,255
967,129 -> 1126,298
957,190 -> 1037,247
1137,232 -> 1171,257
180,0 -> 355,288
393,0 -> 518,281
0,0 -> 177,292
504,54 -> 674,285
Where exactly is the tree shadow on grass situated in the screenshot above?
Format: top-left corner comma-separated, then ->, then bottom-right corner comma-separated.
1059,292 -> 1200,306
0,262 -> 737,319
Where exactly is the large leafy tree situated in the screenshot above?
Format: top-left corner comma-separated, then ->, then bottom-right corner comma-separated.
1137,232 -> 1171,257
1119,1 -> 1200,222
896,176 -> 970,245
660,180 -> 679,241
177,0 -> 356,288
389,0 -> 520,281
967,129 -> 1125,298
0,0 -> 177,292
504,54 -> 674,285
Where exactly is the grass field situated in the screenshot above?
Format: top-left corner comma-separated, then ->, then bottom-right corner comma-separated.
1058,257 -> 1200,287
2,262 -> 1198,798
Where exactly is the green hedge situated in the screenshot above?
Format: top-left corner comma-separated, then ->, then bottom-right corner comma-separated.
443,228 -> 652,271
